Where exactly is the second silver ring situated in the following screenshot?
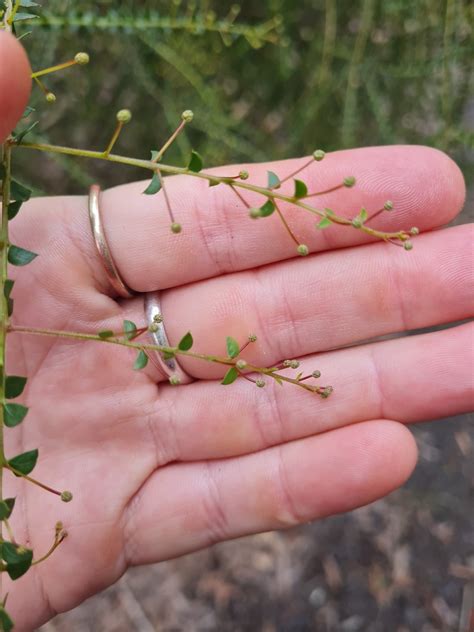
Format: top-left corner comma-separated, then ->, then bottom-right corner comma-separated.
145,291 -> 194,385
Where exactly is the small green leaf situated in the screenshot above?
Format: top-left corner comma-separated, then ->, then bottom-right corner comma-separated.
8,245 -> 38,267
20,0 -> 40,7
133,350 -> 148,370
4,404 -> 28,428
358,207 -> 368,223
123,320 -> 137,340
0,606 -> 14,631
98,329 -> 114,339
178,332 -> 193,351
12,12 -> 38,20
10,179 -> 31,202
259,199 -> 275,217
143,171 -> 161,195
4,279 -> 14,300
8,449 -> 38,476
8,200 -> 22,220
267,171 -> 280,189
226,336 -> 240,358
5,376 -> 27,399
221,367 -> 239,385
187,150 -> 203,173
293,179 -> 308,199
0,499 -> 15,520
150,150 -> 159,161
316,217 -> 332,229
3,404 -> 28,429
14,120 -> 39,145
208,178 -> 220,187
1,542 -> 33,580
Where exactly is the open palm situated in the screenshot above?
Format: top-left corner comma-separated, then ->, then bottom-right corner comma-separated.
1,33 -> 473,630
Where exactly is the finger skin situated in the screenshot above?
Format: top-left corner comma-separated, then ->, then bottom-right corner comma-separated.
122,420 -> 418,565
135,322 -> 474,463
0,31 -> 31,142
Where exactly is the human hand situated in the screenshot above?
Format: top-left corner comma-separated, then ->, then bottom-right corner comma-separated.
1,31 -> 472,630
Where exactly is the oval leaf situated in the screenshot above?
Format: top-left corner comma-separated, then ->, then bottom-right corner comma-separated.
8,200 -> 22,220
133,349 -> 149,370
8,245 -> 38,267
187,150 -> 203,173
316,217 -> 332,229
3,403 -> 28,428
143,171 -> 162,195
267,171 -> 280,189
0,607 -> 14,632
8,449 -> 38,476
1,542 -> 33,580
221,367 -> 239,385
226,336 -> 240,358
5,375 -> 27,399
178,332 -> 193,351
123,319 -> 137,340
10,179 -> 31,202
0,498 -> 15,521
259,199 -> 275,217
293,179 -> 308,199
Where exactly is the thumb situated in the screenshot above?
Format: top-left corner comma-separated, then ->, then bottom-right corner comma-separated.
0,30 -> 31,143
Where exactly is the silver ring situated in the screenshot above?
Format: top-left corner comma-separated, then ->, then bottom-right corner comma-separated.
145,291 -> 193,384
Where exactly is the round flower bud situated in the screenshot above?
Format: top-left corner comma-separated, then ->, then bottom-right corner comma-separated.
343,176 -> 356,188
312,370 -> 321,379
290,360 -> 300,369
320,386 -> 333,398
403,241 -> 413,251
74,52 -> 90,65
116,109 -> 132,124
181,110 -> 194,123
312,149 -> 325,161
384,200 -> 393,211
61,491 -> 73,503
239,170 -> 249,180
248,334 -> 257,342
169,374 -> 181,386
255,378 -> 266,388
148,322 -> 159,333
297,244 -> 309,256
236,359 -> 247,370
249,207 -> 261,219
153,313 -> 163,323
171,222 -> 182,234
46,92 -> 56,103
410,226 -> 419,236
351,218 -> 362,228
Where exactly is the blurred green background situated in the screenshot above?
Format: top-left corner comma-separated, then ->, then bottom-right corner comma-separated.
14,0 -> 474,195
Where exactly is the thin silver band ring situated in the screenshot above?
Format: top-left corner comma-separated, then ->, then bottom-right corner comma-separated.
145,291 -> 194,384
88,184 -> 135,299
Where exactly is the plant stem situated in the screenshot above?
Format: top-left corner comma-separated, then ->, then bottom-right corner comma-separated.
16,141 -> 410,243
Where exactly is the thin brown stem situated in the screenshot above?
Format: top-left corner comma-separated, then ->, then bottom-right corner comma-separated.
273,200 -> 300,246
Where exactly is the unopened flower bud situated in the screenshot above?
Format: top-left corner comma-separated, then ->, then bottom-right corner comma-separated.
153,313 -> 163,323
46,92 -> 56,103
248,334 -> 257,342
312,149 -> 325,161
403,241 -> 413,251
74,52 -> 90,65
255,378 -> 265,388
384,200 -> 393,211
297,244 -> 309,256
181,109 -> 194,123
239,170 -> 249,180
312,370 -> 321,378
149,322 -> 159,333
169,374 -> 181,385
410,226 -> 419,236
249,207 -> 261,219
61,491 -> 73,503
236,359 -> 247,370
116,109 -> 132,124
171,222 -> 182,234
343,176 -> 356,188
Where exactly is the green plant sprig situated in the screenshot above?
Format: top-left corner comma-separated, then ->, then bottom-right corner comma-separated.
8,324 -> 331,396
14,137 -> 417,251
